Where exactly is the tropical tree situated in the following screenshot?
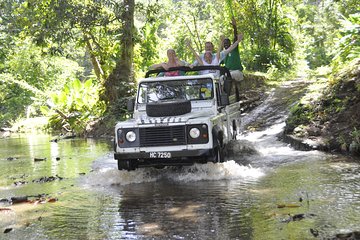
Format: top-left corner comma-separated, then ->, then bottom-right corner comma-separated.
1,0 -> 357,134
0,0 -> 138,129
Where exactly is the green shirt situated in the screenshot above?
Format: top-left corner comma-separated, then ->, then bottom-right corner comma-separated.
223,46 -> 243,71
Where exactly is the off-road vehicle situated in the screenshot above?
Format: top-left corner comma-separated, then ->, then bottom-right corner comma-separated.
114,66 -> 241,171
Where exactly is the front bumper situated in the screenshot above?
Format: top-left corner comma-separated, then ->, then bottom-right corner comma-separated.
114,149 -> 211,160
114,149 -> 214,167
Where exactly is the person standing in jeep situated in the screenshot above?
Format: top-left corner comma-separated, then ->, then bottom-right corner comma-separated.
220,17 -> 244,83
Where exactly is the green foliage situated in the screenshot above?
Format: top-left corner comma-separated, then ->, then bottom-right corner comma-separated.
0,74 -> 33,126
133,2 -> 162,76
41,79 -> 106,135
0,38 -> 84,126
286,103 -> 314,132
1,0 -> 359,134
350,127 -> 360,145
332,13 -> 360,66
6,38 -> 81,91
292,0 -> 359,70
147,0 -> 225,63
236,0 -> 295,72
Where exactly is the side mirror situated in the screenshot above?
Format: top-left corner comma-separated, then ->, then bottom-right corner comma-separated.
219,93 -> 229,106
127,98 -> 135,112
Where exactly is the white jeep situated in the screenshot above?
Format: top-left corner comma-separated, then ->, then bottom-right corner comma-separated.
114,66 -> 241,170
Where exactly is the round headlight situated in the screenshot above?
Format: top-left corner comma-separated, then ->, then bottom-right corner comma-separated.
126,131 -> 136,142
189,127 -> 200,139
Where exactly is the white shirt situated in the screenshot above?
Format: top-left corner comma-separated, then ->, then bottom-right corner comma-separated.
199,57 -> 220,77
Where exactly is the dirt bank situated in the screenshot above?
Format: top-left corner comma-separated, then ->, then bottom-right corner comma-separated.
283,59 -> 360,156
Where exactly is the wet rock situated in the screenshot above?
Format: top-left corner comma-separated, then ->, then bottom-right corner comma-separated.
306,125 -> 322,136
310,228 -> 319,237
0,198 -> 11,204
332,231 -> 360,240
32,175 -> 64,183
56,157 -> 61,161
4,228 -> 13,233
292,213 -> 305,221
281,134 -> 316,151
281,213 -> 315,223
293,125 -> 308,138
47,198 -> 58,203
11,196 -> 29,204
13,180 -> 28,186
0,208 -> 12,212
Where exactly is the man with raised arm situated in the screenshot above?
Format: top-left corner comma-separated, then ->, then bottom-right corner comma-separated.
221,17 -> 244,83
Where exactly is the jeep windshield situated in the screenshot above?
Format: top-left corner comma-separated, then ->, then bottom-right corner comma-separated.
137,78 -> 214,103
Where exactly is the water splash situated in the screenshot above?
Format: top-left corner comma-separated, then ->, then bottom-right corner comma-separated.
169,161 -> 264,182
83,160 -> 264,186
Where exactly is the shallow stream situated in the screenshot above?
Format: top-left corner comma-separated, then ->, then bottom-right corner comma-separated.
1,80 -> 359,239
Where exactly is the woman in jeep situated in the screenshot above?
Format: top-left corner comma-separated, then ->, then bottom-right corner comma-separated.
150,49 -> 187,76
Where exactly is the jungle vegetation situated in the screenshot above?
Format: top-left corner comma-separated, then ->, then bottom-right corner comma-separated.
0,0 -> 359,136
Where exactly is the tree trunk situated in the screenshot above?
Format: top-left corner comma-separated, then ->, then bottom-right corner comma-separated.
84,34 -> 105,81
103,0 -> 135,112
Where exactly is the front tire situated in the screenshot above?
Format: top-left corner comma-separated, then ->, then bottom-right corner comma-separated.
212,138 -> 225,163
118,160 -> 137,171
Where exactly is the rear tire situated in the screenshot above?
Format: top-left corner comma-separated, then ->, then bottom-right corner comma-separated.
232,120 -> 238,140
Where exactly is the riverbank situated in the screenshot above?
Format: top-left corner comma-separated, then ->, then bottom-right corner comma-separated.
282,59 -> 360,156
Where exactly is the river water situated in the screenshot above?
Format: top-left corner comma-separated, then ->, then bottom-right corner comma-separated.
1,82 -> 360,240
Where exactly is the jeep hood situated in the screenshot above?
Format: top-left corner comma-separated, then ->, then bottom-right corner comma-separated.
136,109 -> 215,124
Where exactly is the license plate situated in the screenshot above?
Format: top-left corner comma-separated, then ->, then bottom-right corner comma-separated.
149,152 -> 171,158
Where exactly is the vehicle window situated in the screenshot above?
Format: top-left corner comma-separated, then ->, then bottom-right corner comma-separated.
138,78 -> 214,103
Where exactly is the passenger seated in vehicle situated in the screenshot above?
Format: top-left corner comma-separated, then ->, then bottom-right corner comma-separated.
149,49 -> 188,76
198,51 -> 221,76
187,35 -> 243,78
187,38 -> 221,77
192,41 -> 217,65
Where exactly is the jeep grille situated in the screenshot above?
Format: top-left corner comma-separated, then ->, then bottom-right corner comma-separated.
139,126 -> 186,147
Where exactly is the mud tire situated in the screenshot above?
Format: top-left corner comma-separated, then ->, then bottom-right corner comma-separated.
215,139 -> 225,163
146,100 -> 191,117
118,160 -> 137,171
209,138 -> 225,163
